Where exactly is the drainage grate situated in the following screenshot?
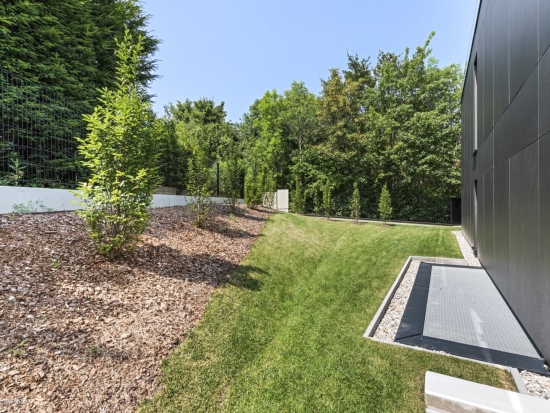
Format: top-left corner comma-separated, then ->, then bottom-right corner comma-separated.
395,263 -> 548,375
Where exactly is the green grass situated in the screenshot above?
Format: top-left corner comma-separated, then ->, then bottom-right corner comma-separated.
141,214 -> 516,412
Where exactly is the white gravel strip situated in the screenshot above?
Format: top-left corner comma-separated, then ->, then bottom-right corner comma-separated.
520,371 -> 550,400
373,260 -> 420,342
452,231 -> 481,266
373,230 -> 550,399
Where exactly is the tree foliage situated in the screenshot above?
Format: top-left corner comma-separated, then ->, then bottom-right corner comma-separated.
0,0 -> 159,106
350,182 -> 361,223
240,34 -> 462,222
75,31 -> 160,259
379,184 -> 393,224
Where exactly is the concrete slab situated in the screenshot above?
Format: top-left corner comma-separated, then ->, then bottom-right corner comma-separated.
425,371 -> 550,412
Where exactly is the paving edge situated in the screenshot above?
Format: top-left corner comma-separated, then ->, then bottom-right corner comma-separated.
425,371 -> 550,412
363,256 -> 528,395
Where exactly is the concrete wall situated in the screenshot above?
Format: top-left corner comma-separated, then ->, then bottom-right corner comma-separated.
461,0 -> 550,360
0,186 -> 240,214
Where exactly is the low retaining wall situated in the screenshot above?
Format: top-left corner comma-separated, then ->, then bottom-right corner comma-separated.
0,186 -> 241,214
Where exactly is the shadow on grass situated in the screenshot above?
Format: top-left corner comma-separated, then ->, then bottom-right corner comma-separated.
227,265 -> 268,291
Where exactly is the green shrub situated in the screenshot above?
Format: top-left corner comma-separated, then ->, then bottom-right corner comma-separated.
379,184 -> 393,224
350,181 -> 360,222
291,178 -> 305,214
187,149 -> 213,227
322,179 -> 333,219
75,31 -> 160,259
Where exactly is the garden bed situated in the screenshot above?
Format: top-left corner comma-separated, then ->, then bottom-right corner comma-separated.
0,205 -> 270,412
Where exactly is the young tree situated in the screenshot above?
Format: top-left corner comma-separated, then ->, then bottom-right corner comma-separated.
220,124 -> 243,215
75,31 -> 160,259
379,184 -> 393,225
187,147 -> 213,228
291,178 -> 306,214
350,181 -> 361,223
323,179 -> 333,219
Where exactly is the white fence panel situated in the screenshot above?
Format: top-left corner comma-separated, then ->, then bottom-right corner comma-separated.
0,186 -> 242,214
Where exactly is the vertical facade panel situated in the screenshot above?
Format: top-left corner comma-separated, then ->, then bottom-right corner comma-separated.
484,169 -> 494,275
478,176 -> 485,261
539,133 -> 550,359
509,0 -> 538,100
477,29 -> 485,146
539,49 -> 550,138
493,160 -> 510,301
539,0 -> 550,59
509,143 -> 540,342
494,69 -> 538,166
483,0 -> 494,140
493,0 -> 509,122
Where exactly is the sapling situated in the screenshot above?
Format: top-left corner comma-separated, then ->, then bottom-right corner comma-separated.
379,184 -> 393,225
75,31 -> 160,259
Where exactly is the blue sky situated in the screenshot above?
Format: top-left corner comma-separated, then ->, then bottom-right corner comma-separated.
142,0 -> 479,122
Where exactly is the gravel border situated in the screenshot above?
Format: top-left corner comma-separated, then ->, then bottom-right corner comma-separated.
373,230 -> 550,399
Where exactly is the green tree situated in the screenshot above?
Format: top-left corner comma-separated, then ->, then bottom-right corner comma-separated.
75,31 -> 160,259
291,178 -> 305,214
0,0 -> 159,105
378,184 -> 393,225
220,124 -> 243,215
350,182 -> 361,223
187,147 -> 213,228
156,107 -> 187,190
322,179 -> 333,219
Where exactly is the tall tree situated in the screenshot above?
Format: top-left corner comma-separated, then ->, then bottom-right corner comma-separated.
0,0 -> 159,105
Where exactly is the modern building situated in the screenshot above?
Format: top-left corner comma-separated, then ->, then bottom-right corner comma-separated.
461,0 -> 550,362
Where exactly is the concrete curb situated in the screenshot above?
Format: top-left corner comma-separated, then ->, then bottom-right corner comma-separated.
425,371 -> 549,412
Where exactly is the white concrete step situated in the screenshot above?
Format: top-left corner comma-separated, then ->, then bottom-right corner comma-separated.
425,371 -> 550,413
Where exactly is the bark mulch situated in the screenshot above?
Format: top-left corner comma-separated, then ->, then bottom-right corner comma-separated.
0,205 -> 270,412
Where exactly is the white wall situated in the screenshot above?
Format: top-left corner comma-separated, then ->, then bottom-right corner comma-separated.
276,189 -> 289,212
261,189 -> 289,212
0,186 -> 241,214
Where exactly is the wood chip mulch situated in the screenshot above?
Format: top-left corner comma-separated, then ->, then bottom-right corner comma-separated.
0,205 -> 270,412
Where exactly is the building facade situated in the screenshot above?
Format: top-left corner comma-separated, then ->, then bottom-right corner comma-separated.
461,0 -> 550,362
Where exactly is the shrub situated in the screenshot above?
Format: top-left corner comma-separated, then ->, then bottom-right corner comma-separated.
75,31 -> 160,259
291,178 -> 305,214
187,149 -> 213,227
350,181 -> 360,223
379,184 -> 393,224
322,179 -> 332,219
244,167 -> 261,208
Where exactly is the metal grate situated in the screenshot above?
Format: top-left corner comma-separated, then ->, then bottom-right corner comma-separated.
423,265 -> 539,358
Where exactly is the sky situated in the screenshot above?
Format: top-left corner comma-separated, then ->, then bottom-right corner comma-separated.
142,0 -> 479,122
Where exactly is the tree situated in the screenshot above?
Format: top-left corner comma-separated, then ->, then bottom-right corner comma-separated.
350,182 -> 361,223
291,178 -> 305,214
186,147 -> 213,228
323,179 -> 333,219
220,124 -> 243,215
0,0 -> 159,106
156,107 -> 187,190
379,184 -> 393,225
75,31 -> 160,259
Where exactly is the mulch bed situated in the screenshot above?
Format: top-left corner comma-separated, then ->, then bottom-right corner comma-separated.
0,205 -> 270,412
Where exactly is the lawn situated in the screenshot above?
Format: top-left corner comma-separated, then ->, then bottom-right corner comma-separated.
141,213 -> 516,412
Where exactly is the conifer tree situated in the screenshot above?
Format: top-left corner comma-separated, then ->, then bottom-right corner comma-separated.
379,184 -> 393,225
323,179 -> 332,219
350,181 -> 361,223
292,178 -> 305,214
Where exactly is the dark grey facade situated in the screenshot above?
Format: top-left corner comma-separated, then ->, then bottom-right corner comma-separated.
461,0 -> 550,362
